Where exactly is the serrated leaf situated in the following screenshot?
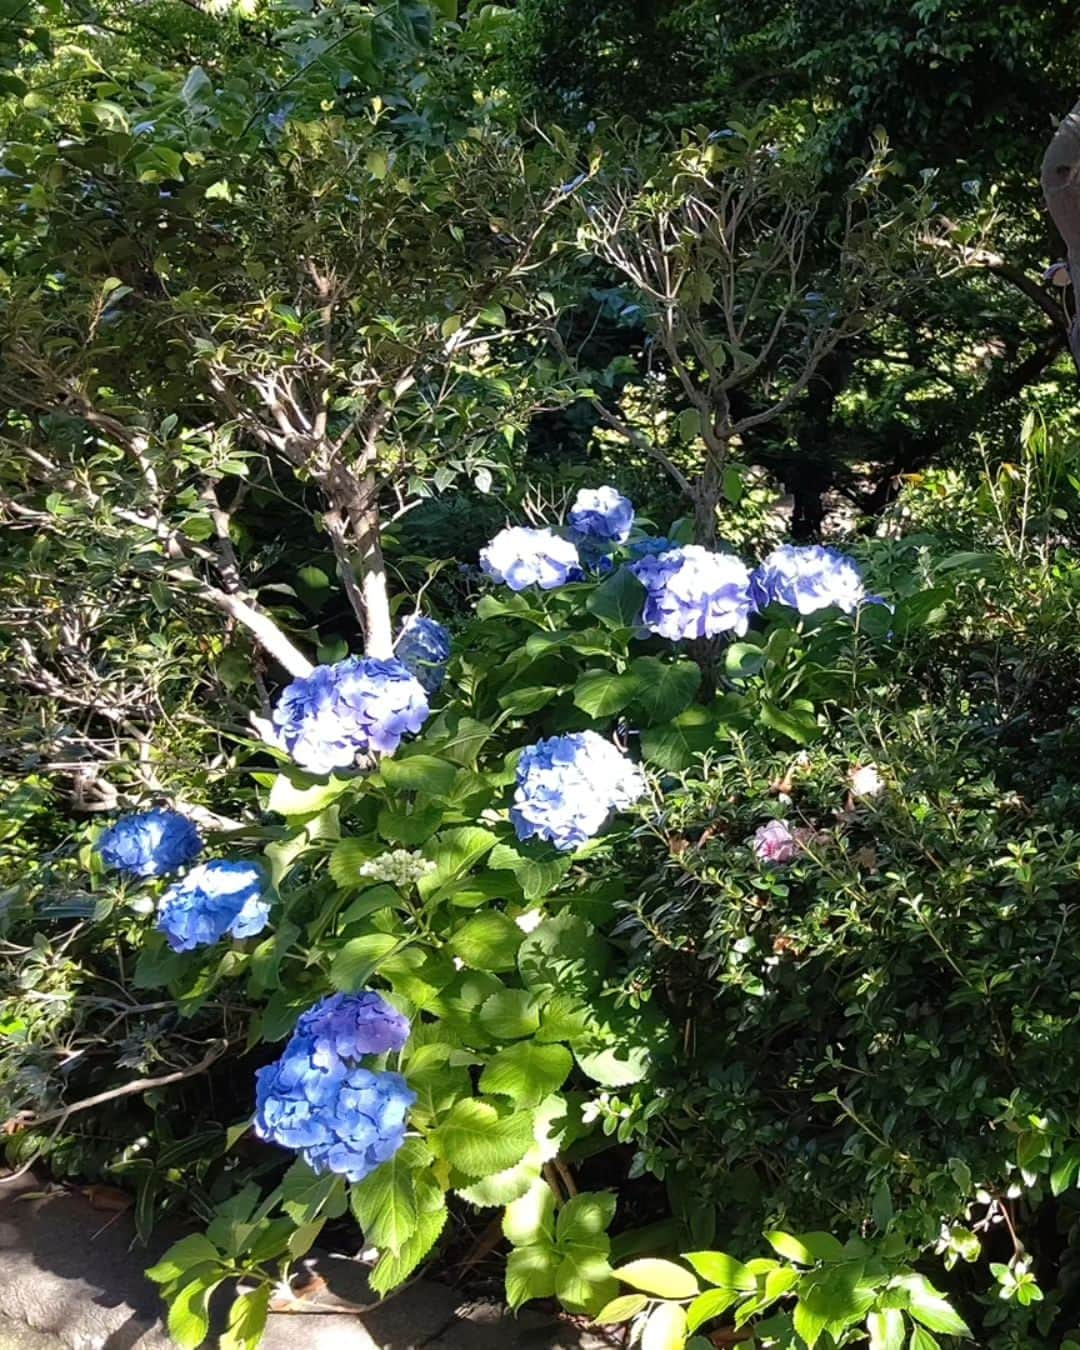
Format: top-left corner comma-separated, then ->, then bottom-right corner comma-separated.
502,1177 -> 555,1245
614,1258 -> 699,1298
480,1041 -> 573,1104
557,1191 -> 617,1244
167,1267 -> 221,1348
489,840 -> 571,900
456,1157 -> 542,1207
219,1286 -> 270,1350
587,566 -> 646,629
449,911 -> 523,972
379,754 -> 459,796
369,1192 -> 447,1295
267,771 -> 352,818
506,1243 -> 559,1309
329,933 -> 402,991
349,1138 -> 430,1253
893,1274 -> 970,1336
867,1308 -> 906,1350
641,706 -> 717,770
420,826 -> 498,898
430,1099 -> 535,1176
575,1041 -> 651,1087
145,1234 -> 220,1285
573,669 -> 640,717
478,989 -> 541,1039
628,657 -> 701,724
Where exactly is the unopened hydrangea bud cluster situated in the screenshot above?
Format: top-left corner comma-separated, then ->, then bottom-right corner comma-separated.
254,991 -> 414,1182
358,849 -> 435,887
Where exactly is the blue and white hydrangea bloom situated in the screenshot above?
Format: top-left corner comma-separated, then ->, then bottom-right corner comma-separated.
511,731 -> 646,852
568,486 -> 634,546
479,526 -> 581,591
97,809 -> 202,879
156,860 -> 270,952
631,544 -> 753,641
254,991 -> 414,1183
750,544 -> 865,616
394,615 -> 451,696
271,656 -> 430,776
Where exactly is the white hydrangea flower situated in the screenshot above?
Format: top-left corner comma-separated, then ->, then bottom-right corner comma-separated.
849,764 -> 885,798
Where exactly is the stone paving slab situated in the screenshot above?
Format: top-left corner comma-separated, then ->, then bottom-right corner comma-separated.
0,1173 -> 602,1349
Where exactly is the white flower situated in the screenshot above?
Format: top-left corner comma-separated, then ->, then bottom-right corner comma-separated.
849,765 -> 885,798
358,849 -> 435,887
515,909 -> 544,933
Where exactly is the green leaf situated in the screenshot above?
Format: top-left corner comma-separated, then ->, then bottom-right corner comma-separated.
478,989 -> 541,1039
268,771 -> 352,818
641,706 -> 717,770
1051,1145 -> 1080,1195
764,1231 -> 846,1264
280,1158 -> 347,1224
795,1264 -> 876,1344
556,1191 -> 617,1245
595,1293 -> 648,1324
502,1177 -> 555,1246
330,933 -> 402,991
725,641 -> 765,680
685,1251 -> 756,1290
867,1308 -> 906,1350
167,1268 -> 221,1348
456,1158 -> 542,1207
369,1190 -> 447,1295
758,701 -> 820,746
555,1247 -> 617,1315
489,840 -> 570,900
219,1286 -> 270,1350
573,669 -> 640,717
349,1138 -> 430,1253
506,1243 -> 559,1309
641,1302 -> 688,1350
419,826 -> 498,898
480,1041 -> 573,1104
145,1234 -> 220,1285
614,1258 -> 699,1298
430,1099 -> 535,1176
628,657 -> 701,724
449,911 -> 523,972
893,1274 -> 970,1336
380,754 -> 459,796
575,1040 -> 651,1087
908,1330 -> 940,1350
686,1287 -> 741,1332
587,566 -> 646,629
519,912 -> 607,995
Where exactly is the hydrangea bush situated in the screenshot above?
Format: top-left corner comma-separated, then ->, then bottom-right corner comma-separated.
19,487 -> 994,1350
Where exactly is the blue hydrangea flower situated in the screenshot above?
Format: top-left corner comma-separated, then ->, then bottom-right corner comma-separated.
254,990 -> 415,1183
295,992 -> 410,1064
479,526 -> 581,591
628,536 -> 677,559
511,731 -> 645,852
271,657 -> 430,776
568,486 -> 634,545
156,860 -> 270,953
749,545 -> 866,616
395,615 -> 451,695
97,809 -> 202,879
631,545 -> 753,641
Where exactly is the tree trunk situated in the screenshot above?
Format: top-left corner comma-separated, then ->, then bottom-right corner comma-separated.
1042,96 -> 1080,378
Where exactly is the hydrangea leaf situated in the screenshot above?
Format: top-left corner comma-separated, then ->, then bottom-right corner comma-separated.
430,1099 -> 536,1176
518,914 -> 608,995
378,754 -> 460,796
501,1176 -> 556,1245
368,1183 -> 448,1295
489,840 -> 571,901
349,1137 -> 431,1253
506,1243 -> 560,1309
479,1041 -> 573,1104
640,706 -> 718,770
449,911 -> 524,972
572,669 -> 640,717
267,771 -> 353,818
455,1154 -> 544,1206
419,826 -> 499,899
329,933 -> 404,991
556,1191 -> 617,1245
554,1248 -> 618,1315
377,803 -> 447,845
478,988 -> 542,1040
628,656 -> 701,724
219,1286 -> 270,1350
586,565 -> 646,629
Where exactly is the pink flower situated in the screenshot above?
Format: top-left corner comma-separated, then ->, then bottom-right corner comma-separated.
753,821 -> 801,864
